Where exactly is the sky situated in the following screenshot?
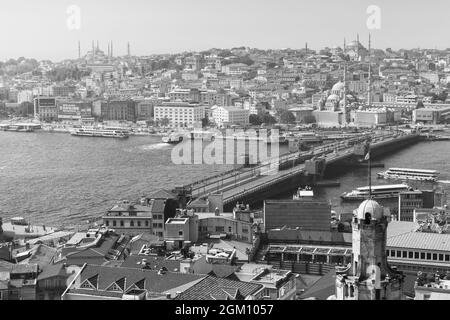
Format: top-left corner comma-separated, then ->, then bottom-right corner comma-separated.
1,0 -> 449,62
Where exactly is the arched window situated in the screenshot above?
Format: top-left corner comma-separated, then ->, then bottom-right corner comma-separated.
344,284 -> 349,297
365,212 -> 372,224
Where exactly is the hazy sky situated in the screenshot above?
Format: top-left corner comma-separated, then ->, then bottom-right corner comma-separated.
1,0 -> 449,61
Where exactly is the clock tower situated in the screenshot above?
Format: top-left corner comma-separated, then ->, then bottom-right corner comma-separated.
335,199 -> 404,300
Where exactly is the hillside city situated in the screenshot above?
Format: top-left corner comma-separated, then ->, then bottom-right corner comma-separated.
1,38 -> 450,301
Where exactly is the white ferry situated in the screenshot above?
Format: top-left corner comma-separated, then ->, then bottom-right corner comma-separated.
162,130 -> 216,144
377,167 -> 439,182
70,127 -> 130,138
341,183 -> 411,201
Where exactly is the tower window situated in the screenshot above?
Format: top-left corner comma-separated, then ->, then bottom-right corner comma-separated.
364,212 -> 372,224
414,252 -> 419,259
421,252 -> 425,260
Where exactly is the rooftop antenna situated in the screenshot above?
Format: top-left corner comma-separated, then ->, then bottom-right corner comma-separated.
111,41 -> 113,58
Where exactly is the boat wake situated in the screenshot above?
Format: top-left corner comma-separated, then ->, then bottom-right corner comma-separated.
139,143 -> 170,151
438,180 -> 450,184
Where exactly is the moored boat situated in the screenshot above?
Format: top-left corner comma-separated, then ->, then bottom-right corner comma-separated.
341,183 -> 411,201
377,167 -> 439,182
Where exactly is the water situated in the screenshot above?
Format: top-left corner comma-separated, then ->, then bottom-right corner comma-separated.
0,132 -> 449,227
0,132 -> 237,227
276,140 -> 450,215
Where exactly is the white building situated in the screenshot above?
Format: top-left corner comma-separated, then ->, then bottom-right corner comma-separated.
154,102 -> 205,127
211,106 -> 249,127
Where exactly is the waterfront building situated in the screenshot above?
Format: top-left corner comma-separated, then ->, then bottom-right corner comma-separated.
56,100 -> 92,121
351,108 -> 388,128
33,97 -> 57,122
154,102 -> 205,127
101,99 -> 136,122
103,200 -> 153,235
211,105 -> 249,127
135,99 -> 155,120
288,106 -> 314,123
413,106 -> 450,124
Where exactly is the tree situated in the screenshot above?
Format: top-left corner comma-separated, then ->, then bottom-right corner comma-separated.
279,111 -> 296,124
160,117 -> 170,127
303,115 -> 316,124
249,114 -> 262,126
261,113 -> 276,125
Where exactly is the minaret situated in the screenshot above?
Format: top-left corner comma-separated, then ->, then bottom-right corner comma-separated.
107,42 -> 110,58
78,41 -> 81,59
97,40 -> 99,51
305,42 -> 308,54
357,34 -> 360,60
367,33 -> 372,106
127,42 -> 131,57
342,62 -> 347,126
92,40 -> 95,61
111,41 -> 113,58
344,38 -> 346,53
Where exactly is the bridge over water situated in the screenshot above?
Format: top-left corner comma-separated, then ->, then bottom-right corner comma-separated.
177,131 -> 420,209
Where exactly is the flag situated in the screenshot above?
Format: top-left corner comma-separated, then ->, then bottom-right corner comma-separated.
364,152 -> 370,161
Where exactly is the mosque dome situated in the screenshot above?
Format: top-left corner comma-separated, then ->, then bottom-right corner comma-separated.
355,199 -> 384,220
327,94 -> 340,101
332,81 -> 345,92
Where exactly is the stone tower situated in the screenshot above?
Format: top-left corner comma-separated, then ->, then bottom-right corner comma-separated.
335,199 -> 404,300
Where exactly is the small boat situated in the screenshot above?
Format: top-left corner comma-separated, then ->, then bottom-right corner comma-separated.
293,186 -> 314,200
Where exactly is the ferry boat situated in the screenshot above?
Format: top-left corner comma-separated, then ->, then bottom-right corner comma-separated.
341,183 -> 411,201
70,127 -> 130,138
162,130 -> 216,144
377,167 -> 439,182
293,186 -> 314,200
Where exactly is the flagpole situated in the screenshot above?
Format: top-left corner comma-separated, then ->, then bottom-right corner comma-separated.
368,145 -> 372,199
